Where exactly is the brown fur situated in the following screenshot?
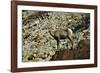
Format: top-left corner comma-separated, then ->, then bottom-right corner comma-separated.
49,28 -> 74,49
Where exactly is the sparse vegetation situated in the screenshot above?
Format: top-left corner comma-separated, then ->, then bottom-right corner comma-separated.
22,10 -> 90,62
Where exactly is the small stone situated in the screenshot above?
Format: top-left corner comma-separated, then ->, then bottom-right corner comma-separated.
49,51 -> 55,56
33,54 -> 37,57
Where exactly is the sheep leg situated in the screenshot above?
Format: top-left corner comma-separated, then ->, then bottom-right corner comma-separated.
67,36 -> 74,50
57,39 -> 60,50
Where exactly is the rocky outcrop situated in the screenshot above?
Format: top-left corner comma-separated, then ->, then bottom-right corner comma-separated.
22,10 -> 90,62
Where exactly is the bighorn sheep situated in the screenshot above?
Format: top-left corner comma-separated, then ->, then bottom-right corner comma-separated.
48,28 -> 74,50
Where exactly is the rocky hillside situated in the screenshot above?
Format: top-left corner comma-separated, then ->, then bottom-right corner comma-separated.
22,10 -> 90,62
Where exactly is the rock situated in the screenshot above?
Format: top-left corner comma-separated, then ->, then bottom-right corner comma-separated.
33,54 -> 37,57
45,56 -> 52,61
34,58 -> 43,61
49,50 -> 55,56
22,10 -> 90,62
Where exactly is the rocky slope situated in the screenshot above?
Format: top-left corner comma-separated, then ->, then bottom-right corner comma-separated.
22,10 -> 90,62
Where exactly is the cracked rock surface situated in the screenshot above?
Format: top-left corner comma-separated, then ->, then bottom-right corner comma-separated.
22,10 -> 90,62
